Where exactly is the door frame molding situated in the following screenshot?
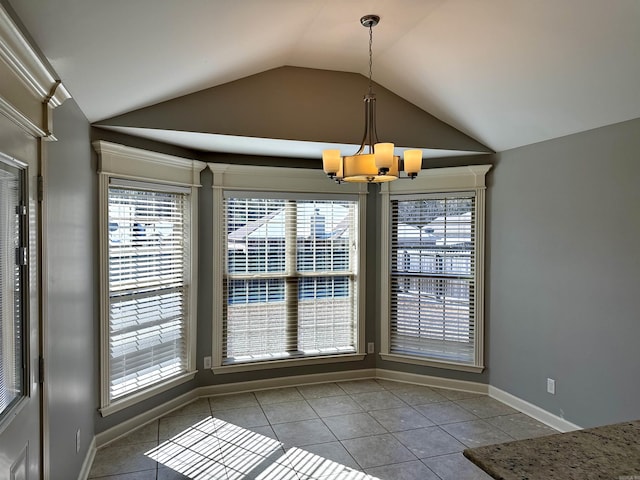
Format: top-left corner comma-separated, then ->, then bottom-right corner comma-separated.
1,5 -> 71,479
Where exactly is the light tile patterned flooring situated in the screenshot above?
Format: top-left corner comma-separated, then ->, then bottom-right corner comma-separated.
88,379 -> 557,479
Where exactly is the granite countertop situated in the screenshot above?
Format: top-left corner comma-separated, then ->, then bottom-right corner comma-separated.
464,419 -> 640,480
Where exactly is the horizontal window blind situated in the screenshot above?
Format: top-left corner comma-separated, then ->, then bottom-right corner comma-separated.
223,197 -> 357,364
0,163 -> 25,417
390,194 -> 476,364
108,185 -> 190,401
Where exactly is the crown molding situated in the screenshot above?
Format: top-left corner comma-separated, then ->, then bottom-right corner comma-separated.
208,162 -> 368,195
381,164 -> 493,195
93,140 -> 207,187
1,4 -> 71,140
0,5 -> 71,106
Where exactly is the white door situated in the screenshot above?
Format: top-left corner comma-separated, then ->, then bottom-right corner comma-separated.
0,121 -> 41,479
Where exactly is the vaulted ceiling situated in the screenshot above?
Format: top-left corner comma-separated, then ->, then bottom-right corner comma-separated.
7,0 -> 640,157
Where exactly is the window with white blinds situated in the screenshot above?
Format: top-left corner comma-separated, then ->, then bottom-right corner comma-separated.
223,196 -> 358,365
390,193 -> 477,365
107,182 -> 190,402
0,159 -> 25,418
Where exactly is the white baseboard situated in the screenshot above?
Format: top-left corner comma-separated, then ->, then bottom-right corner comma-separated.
375,368 -> 489,394
95,388 -> 200,448
196,368 -> 377,398
488,385 -> 582,433
93,370 -> 581,457
77,436 -> 96,480
94,368 -> 376,449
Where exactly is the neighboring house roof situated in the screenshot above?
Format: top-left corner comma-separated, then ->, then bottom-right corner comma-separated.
396,212 -> 472,248
228,205 -> 471,250
228,204 -> 352,245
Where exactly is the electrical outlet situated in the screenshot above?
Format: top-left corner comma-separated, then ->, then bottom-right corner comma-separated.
76,429 -> 81,453
367,342 -> 375,354
547,378 -> 556,395
204,356 -> 212,369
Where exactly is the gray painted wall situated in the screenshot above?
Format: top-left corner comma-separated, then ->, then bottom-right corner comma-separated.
46,98 -> 98,479
487,118 -> 640,428
97,66 -> 491,155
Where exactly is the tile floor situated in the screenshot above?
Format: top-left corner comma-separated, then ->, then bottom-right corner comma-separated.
88,379 -> 557,480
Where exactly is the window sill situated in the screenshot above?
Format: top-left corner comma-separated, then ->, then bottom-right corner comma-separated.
100,370 -> 197,417
212,353 -> 366,374
379,353 -> 485,373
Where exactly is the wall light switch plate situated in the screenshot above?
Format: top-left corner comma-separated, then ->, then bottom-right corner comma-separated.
367,342 -> 375,354
204,356 -> 212,369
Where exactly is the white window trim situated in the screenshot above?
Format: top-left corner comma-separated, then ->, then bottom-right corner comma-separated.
209,163 -> 367,373
94,141 -> 206,416
379,165 -> 492,373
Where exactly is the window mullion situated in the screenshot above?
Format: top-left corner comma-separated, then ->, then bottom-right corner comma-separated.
284,200 -> 298,353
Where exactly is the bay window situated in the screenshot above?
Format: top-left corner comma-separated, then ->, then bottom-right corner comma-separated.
211,164 -> 366,371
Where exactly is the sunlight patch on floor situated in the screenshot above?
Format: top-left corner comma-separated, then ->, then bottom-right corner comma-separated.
146,416 -> 380,479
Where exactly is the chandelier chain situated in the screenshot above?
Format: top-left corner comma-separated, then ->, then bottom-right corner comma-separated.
368,23 -> 373,94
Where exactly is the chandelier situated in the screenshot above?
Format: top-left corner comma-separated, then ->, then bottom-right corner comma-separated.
322,14 -> 422,183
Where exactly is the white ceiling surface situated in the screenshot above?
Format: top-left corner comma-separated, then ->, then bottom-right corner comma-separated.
10,0 -> 640,153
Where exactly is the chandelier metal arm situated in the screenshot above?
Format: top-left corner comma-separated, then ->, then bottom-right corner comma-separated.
354,93 -> 379,156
